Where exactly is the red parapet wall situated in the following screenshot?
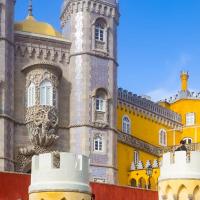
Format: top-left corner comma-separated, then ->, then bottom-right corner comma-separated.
0,172 -> 30,200
0,172 -> 158,200
91,182 -> 158,200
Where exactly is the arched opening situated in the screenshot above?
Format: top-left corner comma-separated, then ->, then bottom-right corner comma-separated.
130,179 -> 137,187
138,177 -> 146,189
95,88 -> 107,112
95,18 -> 107,42
177,185 -> 188,200
122,116 -> 131,134
166,185 -> 174,200
27,82 -> 36,107
193,186 -> 200,200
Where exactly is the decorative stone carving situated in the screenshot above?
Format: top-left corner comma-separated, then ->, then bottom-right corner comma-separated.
26,106 -> 59,147
16,67 -> 60,172
118,131 -> 162,157
61,0 -> 119,28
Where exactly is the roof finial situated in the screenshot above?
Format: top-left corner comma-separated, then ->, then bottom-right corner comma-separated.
28,0 -> 33,16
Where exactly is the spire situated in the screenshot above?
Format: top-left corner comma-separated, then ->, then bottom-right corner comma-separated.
180,71 -> 189,91
28,0 -> 33,16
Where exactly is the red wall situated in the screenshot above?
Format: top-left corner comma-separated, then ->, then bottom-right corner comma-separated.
91,182 -> 158,200
0,172 -> 158,200
0,172 -> 30,200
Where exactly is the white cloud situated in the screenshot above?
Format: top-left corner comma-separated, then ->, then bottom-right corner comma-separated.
146,88 -> 176,102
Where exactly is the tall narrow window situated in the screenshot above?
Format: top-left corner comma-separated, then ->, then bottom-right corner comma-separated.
96,98 -> 106,112
40,80 -> 53,106
27,82 -> 35,107
186,113 -> 195,126
159,129 -> 167,146
95,22 -> 105,42
122,116 -> 130,134
94,136 -> 103,152
134,151 -> 139,165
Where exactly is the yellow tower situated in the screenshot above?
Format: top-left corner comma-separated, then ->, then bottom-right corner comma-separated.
158,151 -> 200,200
180,71 -> 189,91
29,152 -> 91,200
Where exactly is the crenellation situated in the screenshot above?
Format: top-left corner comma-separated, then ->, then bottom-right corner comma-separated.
118,88 -> 182,124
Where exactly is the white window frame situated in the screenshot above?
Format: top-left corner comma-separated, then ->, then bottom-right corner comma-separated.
27,82 -> 35,107
39,80 -> 53,106
95,22 -> 105,42
186,112 -> 195,126
183,137 -> 192,144
134,151 -> 139,165
94,136 -> 103,152
159,129 -> 167,146
96,98 -> 106,112
122,116 -> 131,134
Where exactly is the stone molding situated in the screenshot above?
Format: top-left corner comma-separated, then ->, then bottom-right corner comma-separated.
61,0 -> 119,27
118,131 -> 162,157
0,36 -> 15,46
69,51 -> 118,66
15,33 -> 70,65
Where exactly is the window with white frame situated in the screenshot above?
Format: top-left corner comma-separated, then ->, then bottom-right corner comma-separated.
95,22 -> 105,42
27,82 -> 35,107
96,98 -> 106,112
40,80 -> 53,106
94,136 -> 103,152
186,112 -> 195,126
134,151 -> 139,165
183,137 -> 192,144
122,116 -> 130,134
159,129 -> 167,146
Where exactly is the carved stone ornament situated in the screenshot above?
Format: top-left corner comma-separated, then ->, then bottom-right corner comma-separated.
16,68 -> 60,172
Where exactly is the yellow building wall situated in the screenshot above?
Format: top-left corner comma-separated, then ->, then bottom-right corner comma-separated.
117,105 -> 177,147
170,99 -> 200,144
117,142 -> 158,186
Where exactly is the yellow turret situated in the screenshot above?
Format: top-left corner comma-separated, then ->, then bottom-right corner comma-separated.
180,71 -> 189,91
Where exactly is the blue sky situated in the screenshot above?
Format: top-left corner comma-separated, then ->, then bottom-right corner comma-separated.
15,0 -> 200,101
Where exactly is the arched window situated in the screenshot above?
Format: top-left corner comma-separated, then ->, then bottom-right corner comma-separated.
96,89 -> 107,112
27,82 -> 35,107
122,116 -> 130,134
159,129 -> 167,146
40,80 -> 53,106
183,137 -> 192,144
95,20 -> 106,42
94,136 -> 103,152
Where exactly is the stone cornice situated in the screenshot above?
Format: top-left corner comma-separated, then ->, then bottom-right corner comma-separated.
118,131 -> 162,157
61,0 -> 119,27
15,33 -> 70,65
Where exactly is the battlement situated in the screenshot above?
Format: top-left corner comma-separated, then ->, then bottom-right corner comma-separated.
117,88 -> 181,123
29,152 -> 91,194
159,151 -> 200,181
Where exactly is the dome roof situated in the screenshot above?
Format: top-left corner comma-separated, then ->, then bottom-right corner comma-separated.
14,15 -> 62,38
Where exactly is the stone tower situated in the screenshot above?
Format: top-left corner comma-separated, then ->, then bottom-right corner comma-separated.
0,0 -> 15,171
61,0 -> 119,183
